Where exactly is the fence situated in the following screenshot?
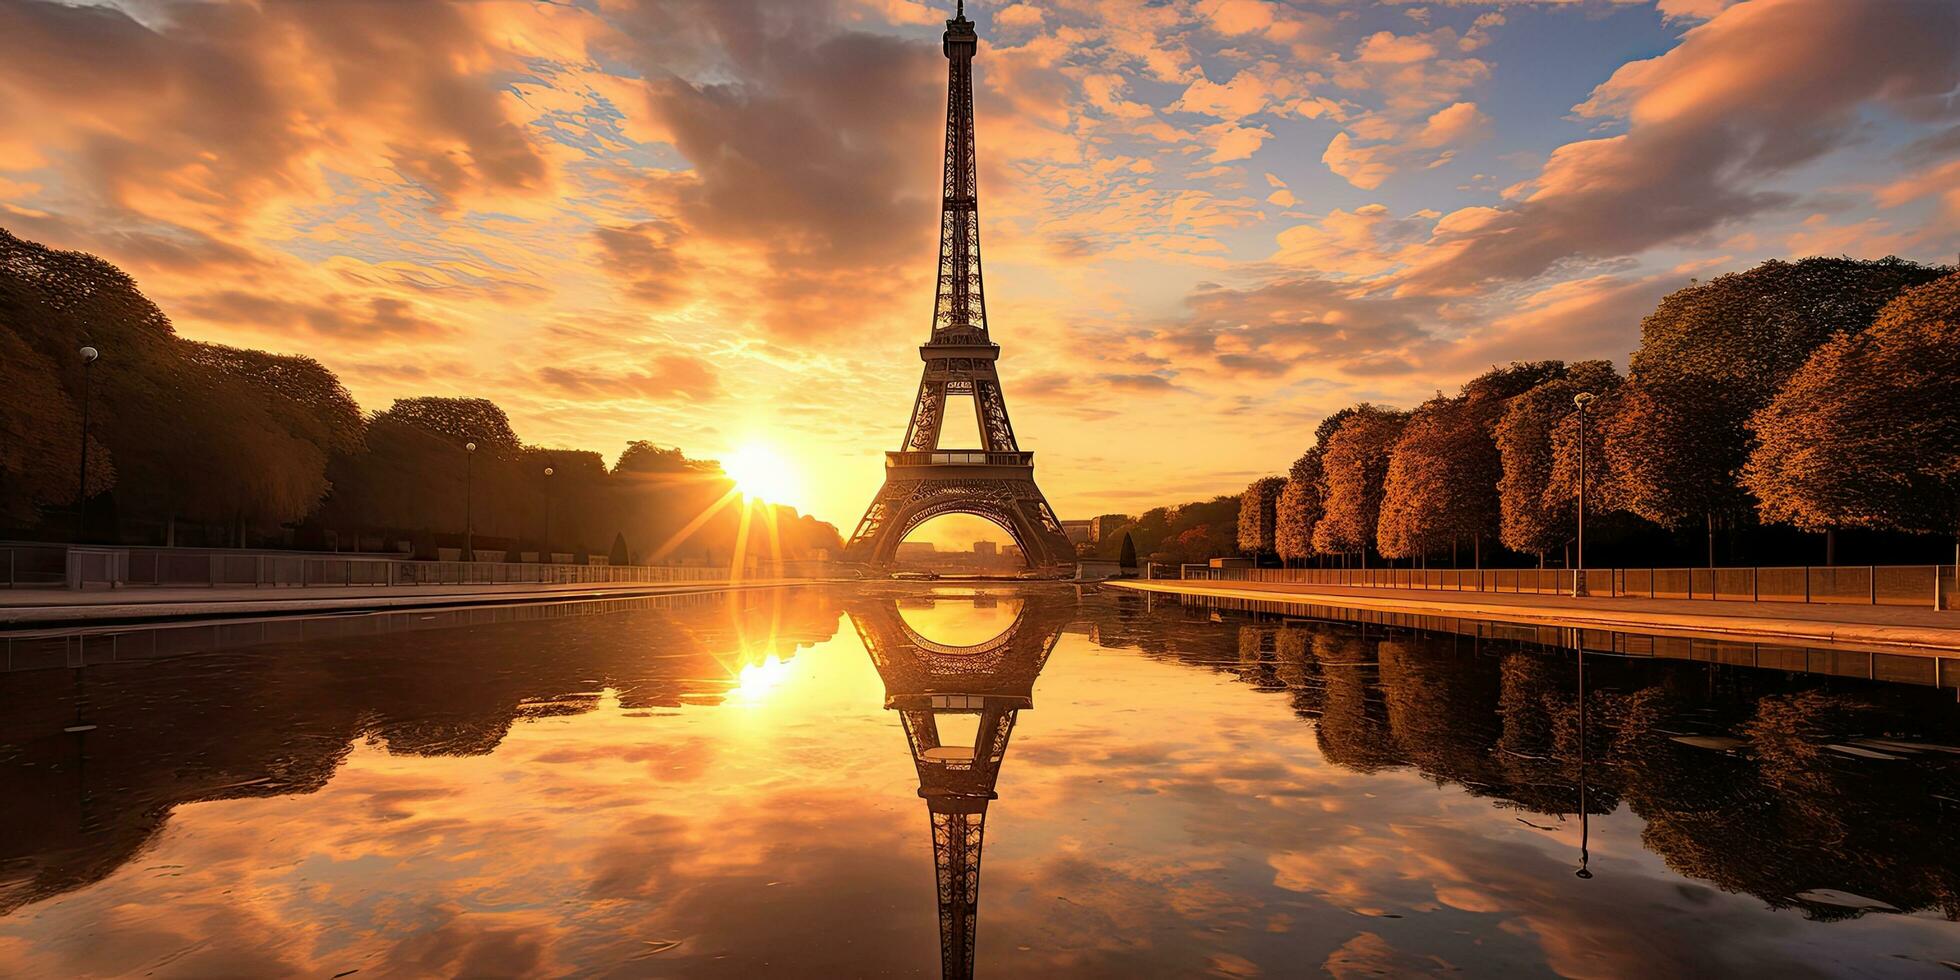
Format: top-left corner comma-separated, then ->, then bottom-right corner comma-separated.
1188,564 -> 1960,609
3,543 -> 752,591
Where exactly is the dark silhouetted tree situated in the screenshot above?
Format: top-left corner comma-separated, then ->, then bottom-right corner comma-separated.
1119,532 -> 1137,569
381,397 -> 521,457
0,324 -> 113,525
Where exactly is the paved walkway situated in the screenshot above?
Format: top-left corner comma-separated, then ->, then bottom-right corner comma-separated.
1110,579 -> 1960,654
0,580 -> 821,628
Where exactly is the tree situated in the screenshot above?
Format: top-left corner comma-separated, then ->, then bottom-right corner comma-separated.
1236,476 -> 1285,556
380,397 -> 521,456
1312,404 -> 1408,561
182,342 -> 364,456
1275,477 -> 1316,565
616,440 -> 720,474
609,531 -> 631,566
1743,272 -> 1960,536
1118,531 -> 1137,569
1497,361 -> 1622,560
1378,363 -> 1560,565
1607,258 -> 1945,555
0,324 -> 113,525
1274,408 -> 1358,565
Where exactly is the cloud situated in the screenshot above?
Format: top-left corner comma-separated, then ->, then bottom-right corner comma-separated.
1324,102 -> 1490,189
1273,204 -> 1437,277
995,3 -> 1045,28
1322,133 -> 1397,191
1129,276 -> 1433,382
180,291 -> 449,339
613,3 -> 945,337
0,0 -> 551,223
536,356 -> 722,402
1435,273 -> 1671,371
1170,65 -> 1315,121
1203,122 -> 1274,162
1399,0 -> 1960,294
593,221 -> 693,307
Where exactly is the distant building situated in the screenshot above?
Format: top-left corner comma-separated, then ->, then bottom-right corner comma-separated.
1003,544 -> 1024,563
895,541 -> 937,561
1059,519 -> 1092,545
1089,514 -> 1131,544
974,540 -> 998,557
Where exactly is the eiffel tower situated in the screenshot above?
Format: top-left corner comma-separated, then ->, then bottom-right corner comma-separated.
844,2 -> 1075,569
849,591 -> 1066,979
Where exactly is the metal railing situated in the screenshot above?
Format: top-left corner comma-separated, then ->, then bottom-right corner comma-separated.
3,543 -> 747,591
1185,564 -> 1960,609
886,450 -> 1034,467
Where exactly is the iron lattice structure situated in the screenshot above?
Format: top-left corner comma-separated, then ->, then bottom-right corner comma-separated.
849,592 -> 1068,979
844,6 -> 1075,569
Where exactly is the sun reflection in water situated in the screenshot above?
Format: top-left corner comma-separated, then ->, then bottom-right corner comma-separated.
733,654 -> 791,703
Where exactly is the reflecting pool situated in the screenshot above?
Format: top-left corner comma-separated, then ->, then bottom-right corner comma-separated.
1,584 -> 1957,977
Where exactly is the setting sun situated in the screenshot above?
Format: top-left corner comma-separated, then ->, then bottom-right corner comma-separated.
722,443 -> 800,505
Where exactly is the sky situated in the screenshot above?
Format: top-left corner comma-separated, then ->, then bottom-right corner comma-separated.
1,0 -> 1956,547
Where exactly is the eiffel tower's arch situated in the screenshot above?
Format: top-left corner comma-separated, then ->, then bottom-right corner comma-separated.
867,480 -> 1064,567
843,4 -> 1075,571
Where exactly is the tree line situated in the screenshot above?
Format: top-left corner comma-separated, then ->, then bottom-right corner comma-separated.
1236,257 -> 1959,569
0,229 -> 841,562
1084,497 -> 1241,568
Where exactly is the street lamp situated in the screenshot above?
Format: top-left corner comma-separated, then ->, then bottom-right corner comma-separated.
464,441 -> 477,562
1573,391 -> 1595,597
542,465 -> 554,562
76,346 -> 99,541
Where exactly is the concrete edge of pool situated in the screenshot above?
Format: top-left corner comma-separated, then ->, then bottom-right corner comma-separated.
0,579 -> 834,630
1108,578 -> 1960,656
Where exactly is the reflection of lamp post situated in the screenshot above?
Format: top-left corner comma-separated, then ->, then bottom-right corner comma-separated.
76,346 -> 99,541
1574,644 -> 1593,880
542,465 -> 554,562
1573,392 -> 1595,597
464,441 -> 477,562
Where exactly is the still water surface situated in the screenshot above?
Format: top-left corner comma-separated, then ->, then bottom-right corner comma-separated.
1,584 -> 1957,977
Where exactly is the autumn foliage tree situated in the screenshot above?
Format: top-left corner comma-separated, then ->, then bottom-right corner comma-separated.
1313,404 -> 1408,562
1275,407 -> 1356,565
1743,272 -> 1960,537
1496,361 -> 1622,561
1236,476 -> 1285,556
1275,473 -> 1316,565
1606,258 -> 1944,560
1378,364 -> 1560,565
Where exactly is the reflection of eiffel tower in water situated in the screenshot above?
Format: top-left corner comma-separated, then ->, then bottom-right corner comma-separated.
849,593 -> 1066,979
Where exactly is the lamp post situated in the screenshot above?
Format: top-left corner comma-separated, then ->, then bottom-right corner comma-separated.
1573,391 -> 1595,597
542,465 -> 554,563
76,346 -> 99,541
463,441 -> 477,562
